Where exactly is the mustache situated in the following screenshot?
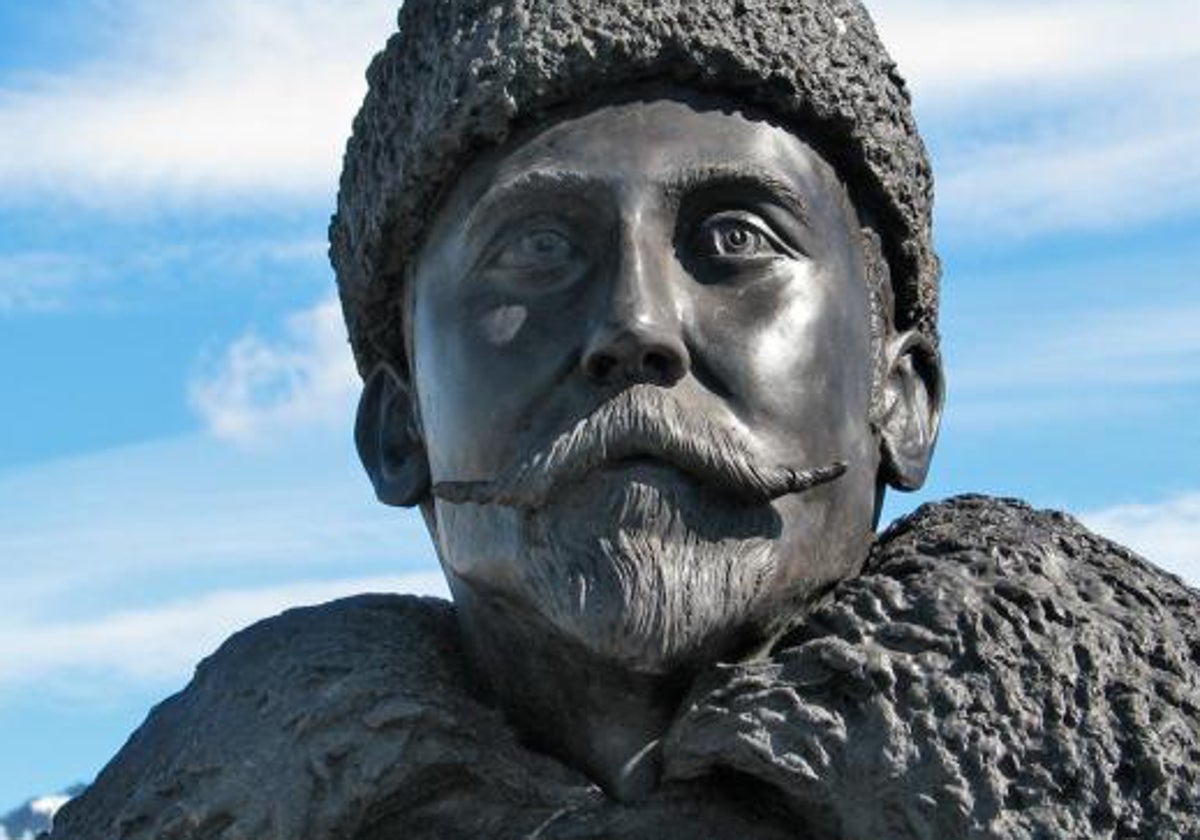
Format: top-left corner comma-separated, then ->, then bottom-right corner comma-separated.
431,386 -> 846,510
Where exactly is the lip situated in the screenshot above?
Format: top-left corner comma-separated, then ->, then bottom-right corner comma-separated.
430,386 -> 848,509
592,456 -> 778,510
600,454 -> 680,472
594,455 -> 695,484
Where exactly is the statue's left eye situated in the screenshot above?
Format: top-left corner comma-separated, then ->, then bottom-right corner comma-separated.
692,212 -> 787,260
493,228 -> 575,271
481,224 -> 585,294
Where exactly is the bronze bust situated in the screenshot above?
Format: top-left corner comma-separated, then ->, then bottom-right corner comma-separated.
50,1 -> 1200,838
360,90 -> 944,798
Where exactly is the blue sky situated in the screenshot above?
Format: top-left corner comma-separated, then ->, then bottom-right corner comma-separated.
1,0 -> 1198,811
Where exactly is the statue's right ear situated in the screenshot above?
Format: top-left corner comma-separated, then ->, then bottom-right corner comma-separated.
355,362 -> 431,507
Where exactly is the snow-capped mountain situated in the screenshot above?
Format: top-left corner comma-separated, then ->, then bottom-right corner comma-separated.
1,786 -> 84,840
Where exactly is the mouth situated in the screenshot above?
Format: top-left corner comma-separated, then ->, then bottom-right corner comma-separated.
433,449 -> 847,509
601,453 -> 679,473
591,455 -> 698,490
431,386 -> 847,510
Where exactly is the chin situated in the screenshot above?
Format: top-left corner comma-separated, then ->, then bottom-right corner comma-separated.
437,467 -> 794,672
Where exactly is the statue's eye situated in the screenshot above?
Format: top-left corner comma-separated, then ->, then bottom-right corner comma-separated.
493,228 -> 575,271
692,212 -> 789,260
481,224 -> 585,294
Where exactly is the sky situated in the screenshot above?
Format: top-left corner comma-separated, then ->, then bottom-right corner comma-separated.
0,0 -> 1197,810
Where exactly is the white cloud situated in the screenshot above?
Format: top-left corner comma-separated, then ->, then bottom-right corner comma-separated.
0,426 -> 438,632
935,76 -> 1200,239
0,0 -> 396,203
0,253 -> 99,313
0,236 -> 328,313
29,795 -> 70,820
0,422 -> 444,708
0,573 -> 449,693
952,304 -> 1200,393
874,0 -> 1200,101
871,0 -> 1200,240
189,296 -> 359,442
1082,493 -> 1200,587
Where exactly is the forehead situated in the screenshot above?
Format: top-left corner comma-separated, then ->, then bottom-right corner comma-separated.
440,95 -> 850,222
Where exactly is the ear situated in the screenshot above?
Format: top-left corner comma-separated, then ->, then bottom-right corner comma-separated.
355,362 -> 431,507
877,330 -> 944,491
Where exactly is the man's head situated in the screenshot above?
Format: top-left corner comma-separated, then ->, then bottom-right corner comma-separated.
333,0 -> 943,674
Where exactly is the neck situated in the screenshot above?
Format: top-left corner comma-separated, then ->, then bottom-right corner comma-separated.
453,586 -> 693,800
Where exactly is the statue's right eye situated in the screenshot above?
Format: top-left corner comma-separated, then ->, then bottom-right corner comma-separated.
492,228 -> 575,271
690,212 -> 792,262
481,223 -> 585,294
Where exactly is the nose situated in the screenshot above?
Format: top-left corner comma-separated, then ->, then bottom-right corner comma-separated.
582,326 -> 688,386
581,225 -> 689,387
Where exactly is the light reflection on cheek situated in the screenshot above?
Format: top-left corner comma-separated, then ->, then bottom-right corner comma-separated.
479,304 -> 529,345
749,299 -> 820,381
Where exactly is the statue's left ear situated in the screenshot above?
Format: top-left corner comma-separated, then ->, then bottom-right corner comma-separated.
355,362 -> 431,507
877,330 -> 944,491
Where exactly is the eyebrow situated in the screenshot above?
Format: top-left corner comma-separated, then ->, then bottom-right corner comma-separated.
662,162 -> 811,226
463,161 -> 812,231
463,169 -> 607,234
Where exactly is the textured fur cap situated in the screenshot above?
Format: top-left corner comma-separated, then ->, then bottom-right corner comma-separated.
330,0 -> 940,377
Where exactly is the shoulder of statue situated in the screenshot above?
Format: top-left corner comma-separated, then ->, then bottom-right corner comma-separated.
664,494 -> 1200,839
49,594 -> 590,839
188,592 -> 468,701
865,493 -> 1200,650
869,493 -> 1194,600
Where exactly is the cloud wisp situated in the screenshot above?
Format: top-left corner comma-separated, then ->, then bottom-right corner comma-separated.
874,0 -> 1200,102
0,252 -> 101,313
874,0 -> 1200,240
0,234 -> 328,314
1083,493 -> 1200,587
0,573 -> 448,696
0,375 -> 440,705
0,421 -> 438,623
189,296 -> 359,443
0,0 -> 395,205
943,300 -> 1200,432
952,303 -> 1200,393
934,74 -> 1200,239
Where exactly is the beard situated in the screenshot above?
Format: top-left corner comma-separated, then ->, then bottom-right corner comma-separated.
436,463 -> 784,672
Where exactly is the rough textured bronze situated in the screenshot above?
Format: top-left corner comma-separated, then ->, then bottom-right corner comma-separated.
330,0 -> 940,377
51,498 -> 1200,839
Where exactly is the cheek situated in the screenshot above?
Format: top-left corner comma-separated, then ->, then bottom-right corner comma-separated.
412,284 -> 587,478
760,306 -> 867,451
411,286 -> 508,478
479,304 -> 529,345
709,270 -> 869,391
694,265 -> 874,457
769,463 -> 877,595
435,500 -> 526,585
745,288 -> 823,385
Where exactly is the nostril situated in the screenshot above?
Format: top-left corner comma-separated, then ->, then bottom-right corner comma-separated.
641,349 -> 677,384
582,331 -> 688,386
585,352 -> 618,383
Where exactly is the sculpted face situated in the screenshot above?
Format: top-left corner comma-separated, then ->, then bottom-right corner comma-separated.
361,94 -> 939,674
